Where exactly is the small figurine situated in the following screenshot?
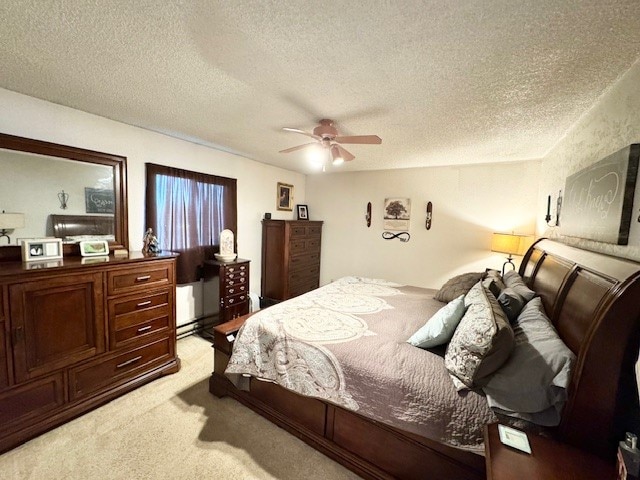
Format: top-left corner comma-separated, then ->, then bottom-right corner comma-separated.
142,228 -> 160,254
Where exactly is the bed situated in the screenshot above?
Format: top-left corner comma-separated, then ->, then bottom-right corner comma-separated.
209,239 -> 640,479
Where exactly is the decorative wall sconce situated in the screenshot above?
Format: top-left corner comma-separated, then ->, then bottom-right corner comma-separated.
491,232 -> 534,275
0,210 -> 25,245
58,190 -> 69,210
545,190 -> 562,226
366,202 -> 371,227
425,201 -> 433,230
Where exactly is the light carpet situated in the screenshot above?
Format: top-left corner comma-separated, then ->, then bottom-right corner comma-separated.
0,335 -> 360,480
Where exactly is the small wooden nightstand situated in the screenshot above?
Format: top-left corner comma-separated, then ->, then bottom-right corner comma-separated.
484,423 -> 616,480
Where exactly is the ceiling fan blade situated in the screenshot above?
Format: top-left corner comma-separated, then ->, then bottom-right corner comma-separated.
335,144 -> 355,162
283,127 -> 322,141
334,135 -> 382,145
279,142 -> 318,154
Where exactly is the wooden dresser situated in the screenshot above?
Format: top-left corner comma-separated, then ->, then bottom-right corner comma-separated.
205,258 -> 250,323
0,252 -> 180,453
261,220 -> 323,303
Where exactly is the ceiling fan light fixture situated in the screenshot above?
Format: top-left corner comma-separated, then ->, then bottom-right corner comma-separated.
331,146 -> 344,165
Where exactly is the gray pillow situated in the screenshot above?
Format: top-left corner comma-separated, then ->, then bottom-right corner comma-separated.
407,295 -> 466,348
434,272 -> 484,303
497,287 -> 527,322
502,270 -> 536,302
444,282 -> 515,390
482,297 -> 575,426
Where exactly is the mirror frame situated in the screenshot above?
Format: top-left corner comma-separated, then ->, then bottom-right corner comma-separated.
0,132 -> 128,260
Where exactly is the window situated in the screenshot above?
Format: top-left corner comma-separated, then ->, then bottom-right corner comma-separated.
145,164 -> 237,284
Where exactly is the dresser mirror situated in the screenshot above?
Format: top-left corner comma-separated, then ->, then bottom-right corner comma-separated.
0,133 -> 128,258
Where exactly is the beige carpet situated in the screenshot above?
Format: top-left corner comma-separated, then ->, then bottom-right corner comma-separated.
0,336 -> 360,480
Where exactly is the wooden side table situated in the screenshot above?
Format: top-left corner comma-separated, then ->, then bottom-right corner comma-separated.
484,423 -> 615,480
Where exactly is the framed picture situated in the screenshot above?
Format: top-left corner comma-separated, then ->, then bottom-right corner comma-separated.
296,204 -> 309,220
79,240 -> 110,257
85,187 -> 115,214
277,182 -> 294,211
21,238 -> 63,262
383,197 -> 411,231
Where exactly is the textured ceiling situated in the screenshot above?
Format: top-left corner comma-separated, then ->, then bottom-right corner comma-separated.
1,1 -> 639,174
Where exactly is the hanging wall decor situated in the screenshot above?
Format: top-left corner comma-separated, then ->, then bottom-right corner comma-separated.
366,202 -> 371,227
562,144 -> 639,245
426,201 -> 433,230
383,198 -> 411,231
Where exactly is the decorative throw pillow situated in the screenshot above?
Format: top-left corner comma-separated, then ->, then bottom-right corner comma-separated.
502,270 -> 536,302
444,282 -> 515,390
434,272 -> 484,303
407,295 -> 466,348
497,287 -> 527,322
482,297 -> 575,426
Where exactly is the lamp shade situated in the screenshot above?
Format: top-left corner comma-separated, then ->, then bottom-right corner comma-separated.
0,212 -> 25,229
491,233 -> 533,256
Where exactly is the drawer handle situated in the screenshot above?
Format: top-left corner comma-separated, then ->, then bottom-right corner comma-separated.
136,300 -> 152,308
240,295 -> 245,301
229,298 -> 234,304
240,266 -> 246,270
240,286 -> 245,291
116,355 -> 143,369
228,267 -> 235,272
135,275 -> 151,282
229,288 -> 235,293
137,325 -> 152,333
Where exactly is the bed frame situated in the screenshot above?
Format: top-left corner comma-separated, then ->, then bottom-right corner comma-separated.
209,239 -> 640,479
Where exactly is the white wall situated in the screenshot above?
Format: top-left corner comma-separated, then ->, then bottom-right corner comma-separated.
0,88 -> 305,325
538,59 -> 640,260
306,161 -> 540,289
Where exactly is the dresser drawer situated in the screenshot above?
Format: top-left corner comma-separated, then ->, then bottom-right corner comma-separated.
221,301 -> 249,321
0,373 -> 64,430
223,274 -> 248,289
109,290 -> 171,349
290,238 -> 321,253
108,264 -> 172,296
111,291 -> 170,317
289,279 -> 319,298
290,224 -> 322,237
223,263 -> 249,275
289,251 -> 320,270
224,282 -> 247,297
221,291 -> 248,308
290,265 -> 320,283
69,337 -> 173,401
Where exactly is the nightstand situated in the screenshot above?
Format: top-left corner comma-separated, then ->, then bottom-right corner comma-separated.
484,423 -> 615,480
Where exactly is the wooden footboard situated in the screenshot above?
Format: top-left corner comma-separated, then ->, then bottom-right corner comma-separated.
209,314 -> 485,480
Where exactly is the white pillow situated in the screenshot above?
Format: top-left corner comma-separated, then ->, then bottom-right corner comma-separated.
407,295 -> 466,348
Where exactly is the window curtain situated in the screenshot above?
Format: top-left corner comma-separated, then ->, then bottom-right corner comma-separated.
145,163 -> 237,284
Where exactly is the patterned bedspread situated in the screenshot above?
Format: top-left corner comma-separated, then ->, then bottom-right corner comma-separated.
225,277 -> 498,453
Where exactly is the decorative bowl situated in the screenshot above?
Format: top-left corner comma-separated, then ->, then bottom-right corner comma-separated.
214,253 -> 237,262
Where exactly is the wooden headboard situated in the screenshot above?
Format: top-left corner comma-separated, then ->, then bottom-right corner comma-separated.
50,214 -> 114,239
520,239 -> 640,456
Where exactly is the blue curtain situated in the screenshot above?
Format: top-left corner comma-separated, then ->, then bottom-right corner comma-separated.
146,164 -> 237,284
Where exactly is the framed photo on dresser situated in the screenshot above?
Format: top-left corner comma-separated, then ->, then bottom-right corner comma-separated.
296,204 -> 309,220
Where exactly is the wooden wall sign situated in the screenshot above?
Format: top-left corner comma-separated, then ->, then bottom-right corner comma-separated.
562,144 -> 639,245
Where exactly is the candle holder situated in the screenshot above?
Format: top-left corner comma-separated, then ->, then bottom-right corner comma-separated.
545,191 -> 562,227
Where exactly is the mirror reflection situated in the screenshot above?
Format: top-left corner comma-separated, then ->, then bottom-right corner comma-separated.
0,148 -> 118,247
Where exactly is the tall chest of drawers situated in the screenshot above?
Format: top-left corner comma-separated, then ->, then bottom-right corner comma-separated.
0,253 -> 180,453
261,220 -> 323,303
206,258 -> 250,322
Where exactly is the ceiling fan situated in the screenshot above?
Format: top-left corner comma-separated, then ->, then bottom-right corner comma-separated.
279,119 -> 382,165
